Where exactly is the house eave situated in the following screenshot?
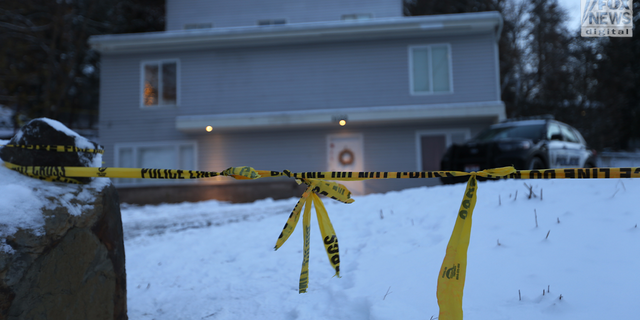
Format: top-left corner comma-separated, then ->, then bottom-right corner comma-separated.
89,12 -> 503,53
175,101 -> 506,133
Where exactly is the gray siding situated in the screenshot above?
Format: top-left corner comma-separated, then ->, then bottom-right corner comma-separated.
99,32 -> 498,118
166,0 -> 402,30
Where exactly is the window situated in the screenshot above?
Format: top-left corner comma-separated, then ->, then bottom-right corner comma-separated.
115,141 -> 196,186
547,123 -> 562,140
560,124 -> 580,143
409,44 -> 452,94
141,60 -> 179,107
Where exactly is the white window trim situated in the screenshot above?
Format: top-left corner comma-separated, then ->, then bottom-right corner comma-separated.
114,140 -> 197,187
415,128 -> 470,171
408,43 -> 454,95
140,59 -> 181,108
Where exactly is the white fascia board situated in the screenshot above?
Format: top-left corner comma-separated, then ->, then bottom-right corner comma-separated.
89,12 -> 503,54
176,101 -> 506,133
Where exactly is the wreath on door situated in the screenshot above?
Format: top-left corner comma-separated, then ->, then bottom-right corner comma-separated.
338,148 -> 355,166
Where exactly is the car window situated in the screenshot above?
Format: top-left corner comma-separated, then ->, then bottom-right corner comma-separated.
547,123 -> 562,140
560,125 -> 579,143
474,124 -> 545,141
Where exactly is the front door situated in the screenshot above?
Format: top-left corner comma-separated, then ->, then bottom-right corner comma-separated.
327,134 -> 364,195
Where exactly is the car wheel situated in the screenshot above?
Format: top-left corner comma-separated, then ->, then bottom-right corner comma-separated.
528,157 -> 545,170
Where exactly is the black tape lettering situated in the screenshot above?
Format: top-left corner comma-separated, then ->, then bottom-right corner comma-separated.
462,199 -> 471,209
396,172 -> 403,178
621,168 -> 631,178
509,172 -> 522,179
318,172 -> 325,178
330,255 -> 340,266
383,172 -> 388,178
543,170 -> 556,179
459,210 -> 468,219
466,187 -> 475,199
358,172 -> 367,178
564,169 -> 575,179
347,172 -> 352,178
324,235 -> 336,245
327,243 -> 339,254
410,172 -> 420,178
530,170 -> 542,179
577,169 -> 589,179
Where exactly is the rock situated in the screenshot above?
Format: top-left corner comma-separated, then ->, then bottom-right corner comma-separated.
0,119 -> 125,319
0,118 -> 103,184
0,182 -> 127,320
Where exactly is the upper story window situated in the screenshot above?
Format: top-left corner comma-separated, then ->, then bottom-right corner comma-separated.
141,60 -> 179,107
409,44 -> 452,95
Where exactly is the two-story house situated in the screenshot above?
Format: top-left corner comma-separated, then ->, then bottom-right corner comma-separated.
89,0 -> 505,204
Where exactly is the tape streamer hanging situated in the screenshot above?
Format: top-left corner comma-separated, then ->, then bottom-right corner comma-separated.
312,193 -> 341,277
275,186 -> 312,250
299,195 -> 313,293
273,178 -> 351,293
436,174 -> 478,320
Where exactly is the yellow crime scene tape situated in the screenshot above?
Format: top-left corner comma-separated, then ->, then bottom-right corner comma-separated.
2,144 -> 104,154
4,144 -> 640,319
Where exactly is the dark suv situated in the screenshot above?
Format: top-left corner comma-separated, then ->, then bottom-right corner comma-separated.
440,116 -> 597,183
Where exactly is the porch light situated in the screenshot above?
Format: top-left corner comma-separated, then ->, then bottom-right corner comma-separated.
339,119 -> 346,126
205,126 -> 213,132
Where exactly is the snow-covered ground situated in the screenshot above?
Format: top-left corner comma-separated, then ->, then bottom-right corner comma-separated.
123,178 -> 640,320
